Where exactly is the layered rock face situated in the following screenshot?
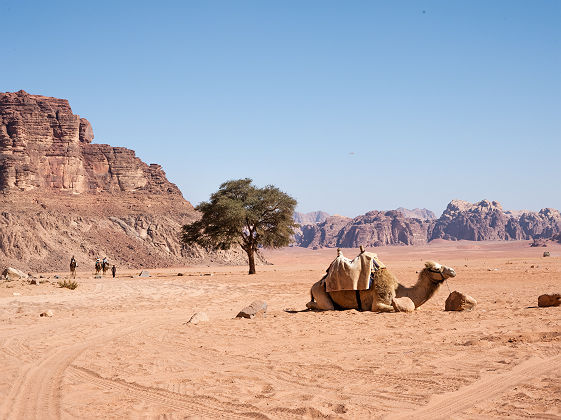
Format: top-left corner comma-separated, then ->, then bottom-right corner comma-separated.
0,90 -> 180,195
0,91 -> 249,271
293,200 -> 561,248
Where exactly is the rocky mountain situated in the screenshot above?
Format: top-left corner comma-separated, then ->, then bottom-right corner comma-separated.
430,200 -> 561,241
395,207 -> 436,220
293,211 -> 329,225
0,90 -> 248,271
293,200 -> 561,248
297,211 -> 430,248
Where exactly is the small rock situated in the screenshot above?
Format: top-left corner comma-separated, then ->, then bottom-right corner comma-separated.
200,273 -> 213,276
54,275 -> 60,279
40,310 -> 54,317
139,270 -> 150,277
12,292 -> 21,296
177,273 -> 184,276
236,301 -> 267,319
392,296 -> 415,312
94,275 -> 102,279
445,291 -> 477,311
2,267 -> 28,281
543,251 -> 551,257
186,312 -> 209,325
29,278 -> 38,285
538,293 -> 561,308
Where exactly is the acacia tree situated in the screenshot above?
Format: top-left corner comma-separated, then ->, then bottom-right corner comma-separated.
181,178 -> 297,274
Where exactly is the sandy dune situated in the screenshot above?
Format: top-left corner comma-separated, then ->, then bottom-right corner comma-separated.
1,241 -> 560,419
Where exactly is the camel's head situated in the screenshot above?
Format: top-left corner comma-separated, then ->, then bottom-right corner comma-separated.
424,261 -> 456,283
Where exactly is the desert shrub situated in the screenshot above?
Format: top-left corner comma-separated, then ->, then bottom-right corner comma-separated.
58,279 -> 78,290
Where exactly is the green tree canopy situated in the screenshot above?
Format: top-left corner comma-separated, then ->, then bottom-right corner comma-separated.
181,178 -> 297,274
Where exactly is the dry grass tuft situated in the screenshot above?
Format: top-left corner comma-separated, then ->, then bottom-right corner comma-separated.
58,279 -> 78,290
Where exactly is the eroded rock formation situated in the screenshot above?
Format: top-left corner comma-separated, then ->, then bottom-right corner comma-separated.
293,200 -> 561,248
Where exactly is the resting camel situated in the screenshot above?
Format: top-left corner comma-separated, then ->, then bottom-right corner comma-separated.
306,260 -> 456,312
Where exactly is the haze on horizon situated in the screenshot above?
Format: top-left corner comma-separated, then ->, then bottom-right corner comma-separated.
2,1 -> 559,218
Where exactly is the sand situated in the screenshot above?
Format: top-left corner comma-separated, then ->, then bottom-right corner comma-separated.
1,240 -> 560,419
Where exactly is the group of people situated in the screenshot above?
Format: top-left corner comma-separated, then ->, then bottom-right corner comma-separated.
70,256 -> 117,278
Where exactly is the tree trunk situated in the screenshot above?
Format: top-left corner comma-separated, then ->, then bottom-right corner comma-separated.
247,248 -> 256,275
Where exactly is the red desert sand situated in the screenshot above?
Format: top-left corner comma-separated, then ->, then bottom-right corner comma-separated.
1,240 -> 560,419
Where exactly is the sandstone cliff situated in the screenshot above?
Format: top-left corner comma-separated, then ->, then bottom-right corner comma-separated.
430,200 -> 561,241
293,200 -> 561,248
297,212 -> 430,248
0,91 -> 248,271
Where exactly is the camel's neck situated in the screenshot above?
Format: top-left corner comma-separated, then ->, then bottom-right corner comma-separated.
395,271 -> 441,308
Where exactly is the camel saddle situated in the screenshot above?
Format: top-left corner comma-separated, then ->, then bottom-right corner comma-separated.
324,250 -> 385,292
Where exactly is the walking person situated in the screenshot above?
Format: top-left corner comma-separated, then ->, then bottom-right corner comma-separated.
111,264 -> 116,278
70,256 -> 77,279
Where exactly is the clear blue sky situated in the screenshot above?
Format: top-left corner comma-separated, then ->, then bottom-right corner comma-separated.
2,0 -> 560,217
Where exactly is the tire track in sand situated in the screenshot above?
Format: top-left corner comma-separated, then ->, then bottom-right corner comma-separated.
66,365 -> 269,419
0,321 -> 153,420
386,354 -> 561,420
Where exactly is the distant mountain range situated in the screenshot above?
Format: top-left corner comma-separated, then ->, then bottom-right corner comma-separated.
293,201 -> 561,248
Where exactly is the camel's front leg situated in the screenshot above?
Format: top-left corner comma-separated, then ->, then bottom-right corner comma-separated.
306,280 -> 335,311
371,302 -> 395,312
392,296 -> 415,312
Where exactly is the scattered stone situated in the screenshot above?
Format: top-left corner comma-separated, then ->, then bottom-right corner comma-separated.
392,296 -> 415,312
186,312 -> 209,325
139,270 -> 151,277
538,293 -> 561,308
543,251 -> 551,257
236,301 -> 267,319
40,310 -> 54,317
445,291 -> 477,311
2,267 -> 28,281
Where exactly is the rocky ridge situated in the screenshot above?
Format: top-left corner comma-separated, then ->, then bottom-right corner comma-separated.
294,200 -> 561,248
0,91 -> 248,271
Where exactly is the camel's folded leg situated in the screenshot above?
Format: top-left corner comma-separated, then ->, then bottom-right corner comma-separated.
372,302 -> 395,313
306,280 -> 335,311
392,296 -> 415,313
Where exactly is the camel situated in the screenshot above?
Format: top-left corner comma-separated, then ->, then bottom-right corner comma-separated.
102,260 -> 110,275
306,259 -> 456,312
95,260 -> 102,275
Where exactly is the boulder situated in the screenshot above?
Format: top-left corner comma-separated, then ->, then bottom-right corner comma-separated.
538,293 -> 561,307
2,267 -> 28,281
139,270 -> 151,277
40,310 -> 54,317
392,296 -> 415,312
445,291 -> 477,311
186,312 -> 209,325
236,301 -> 267,319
